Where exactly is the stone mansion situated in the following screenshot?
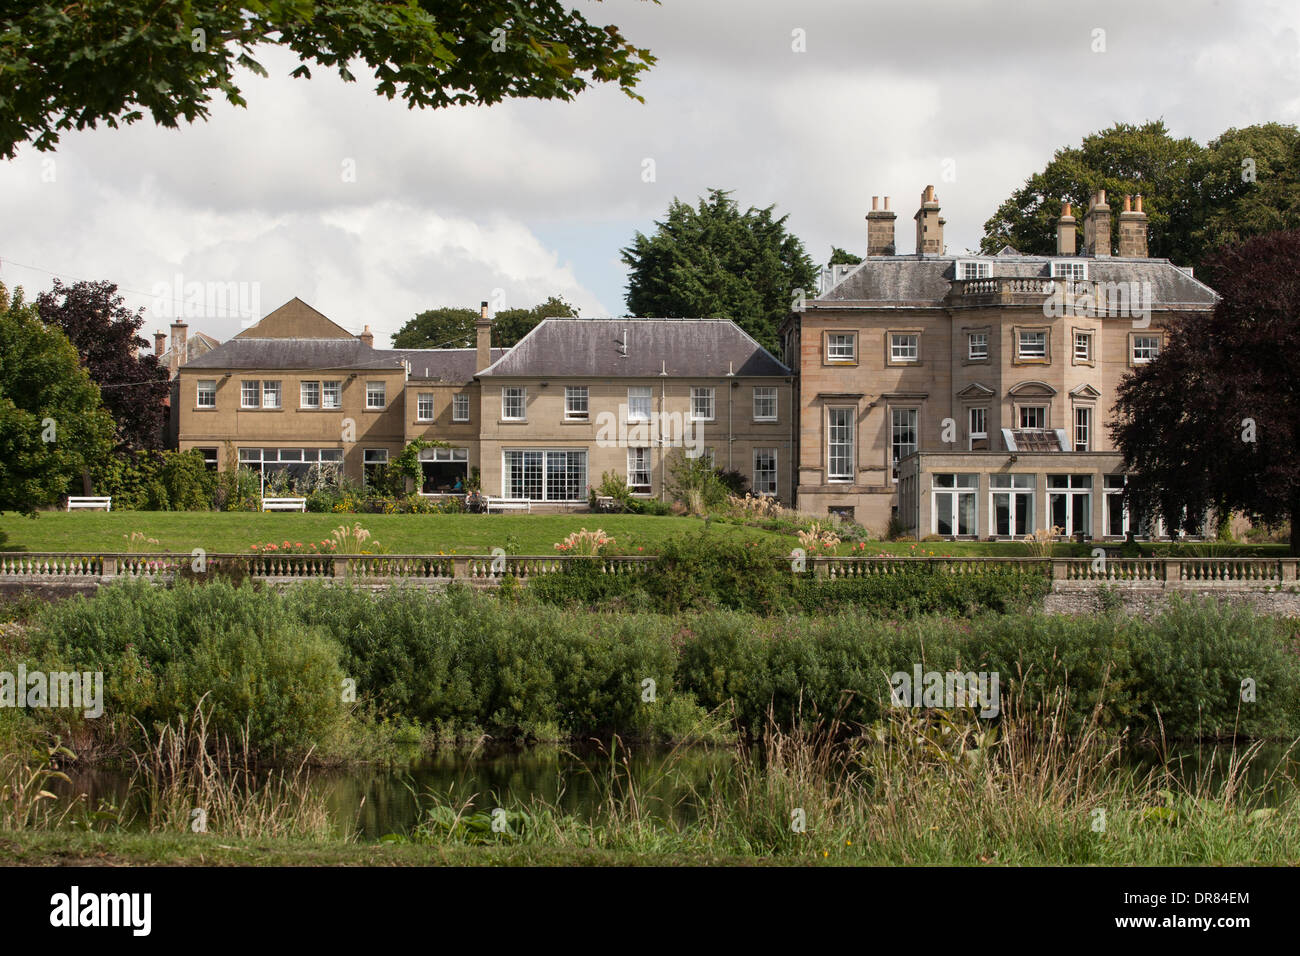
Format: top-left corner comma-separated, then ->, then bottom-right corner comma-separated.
164,185 -> 1216,539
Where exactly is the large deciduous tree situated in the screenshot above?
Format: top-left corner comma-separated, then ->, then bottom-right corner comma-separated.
392,295 -> 577,350
621,188 -> 816,353
36,279 -> 171,451
0,284 -> 115,515
980,121 -> 1204,263
981,121 -> 1300,268
0,0 -> 655,158
1111,230 -> 1300,554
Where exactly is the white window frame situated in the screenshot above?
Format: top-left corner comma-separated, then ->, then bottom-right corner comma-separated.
827,407 -> 854,482
1051,260 -> 1088,280
452,394 -> 470,423
968,407 -> 988,450
1019,405 -> 1047,430
417,393 -> 434,422
300,381 -> 321,409
753,448 -> 778,496
990,474 -> 1036,538
968,332 -> 988,361
1133,335 -> 1161,364
322,381 -> 342,409
932,473 -> 979,537
502,387 -> 527,421
890,333 -> 919,363
627,447 -> 651,494
1074,331 -> 1092,362
826,332 -> 856,363
196,380 -> 217,408
1018,330 -> 1047,360
890,407 -> 918,482
753,387 -> 778,422
241,379 -> 261,409
957,260 -> 991,280
690,387 -> 715,422
565,386 -> 589,421
261,380 -> 281,409
366,381 -> 386,409
1074,406 -> 1092,452
503,449 -> 588,502
1048,474 -> 1093,536
627,386 -> 652,422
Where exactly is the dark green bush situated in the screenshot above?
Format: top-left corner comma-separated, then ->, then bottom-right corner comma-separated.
25,584 -> 1300,748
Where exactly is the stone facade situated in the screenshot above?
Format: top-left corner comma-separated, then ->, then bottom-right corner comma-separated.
781,187 -> 1219,537
174,303 -> 793,507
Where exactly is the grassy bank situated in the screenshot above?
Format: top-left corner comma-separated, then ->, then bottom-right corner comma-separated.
5,706 -> 1298,866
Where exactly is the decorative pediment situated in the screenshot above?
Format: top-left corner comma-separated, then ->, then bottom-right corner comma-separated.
1007,380 -> 1057,398
1069,383 -> 1102,399
956,382 -> 995,399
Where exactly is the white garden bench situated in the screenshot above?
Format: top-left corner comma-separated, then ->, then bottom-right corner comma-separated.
261,497 -> 307,512
486,497 -> 531,513
66,496 -> 112,511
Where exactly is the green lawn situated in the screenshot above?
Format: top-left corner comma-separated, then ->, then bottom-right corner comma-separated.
0,512 -> 795,555
0,511 -> 1286,557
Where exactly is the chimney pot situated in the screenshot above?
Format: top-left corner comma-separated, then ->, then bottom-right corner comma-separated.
866,192 -> 898,256
359,324 -> 374,347
871,195 -> 879,210
1083,191 -> 1112,257
914,185 -> 943,255
1118,191 -> 1150,258
475,300 -> 493,372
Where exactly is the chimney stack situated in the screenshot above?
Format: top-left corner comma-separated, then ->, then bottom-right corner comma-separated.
1117,194 -> 1149,258
866,195 -> 897,256
475,301 -> 493,373
1083,190 -> 1112,257
169,320 -> 188,374
359,324 -> 374,347
1056,202 -> 1077,256
154,330 -> 166,357
914,185 -> 944,255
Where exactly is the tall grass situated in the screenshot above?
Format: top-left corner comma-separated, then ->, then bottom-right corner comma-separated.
398,687 -> 1300,864
127,704 -> 334,840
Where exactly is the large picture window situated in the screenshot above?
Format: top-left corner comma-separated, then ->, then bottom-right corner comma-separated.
504,450 -> 587,501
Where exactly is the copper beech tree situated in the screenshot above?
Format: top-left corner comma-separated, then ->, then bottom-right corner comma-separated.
1111,230 -> 1300,554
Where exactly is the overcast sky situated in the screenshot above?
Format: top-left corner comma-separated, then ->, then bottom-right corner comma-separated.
3,0 -> 1298,347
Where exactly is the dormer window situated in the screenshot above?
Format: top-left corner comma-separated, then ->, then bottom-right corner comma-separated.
957,260 -> 991,280
1051,260 -> 1088,281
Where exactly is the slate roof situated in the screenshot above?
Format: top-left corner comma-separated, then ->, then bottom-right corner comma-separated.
385,348 -> 508,383
183,338 -> 400,371
479,318 -> 790,378
817,256 -> 1218,309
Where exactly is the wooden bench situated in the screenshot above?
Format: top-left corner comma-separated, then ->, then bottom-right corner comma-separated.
67,496 -> 112,511
261,497 -> 307,512
486,497 -> 531,513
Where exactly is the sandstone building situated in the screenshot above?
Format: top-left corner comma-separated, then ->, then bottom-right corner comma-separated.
780,188 -> 1217,539
174,299 -> 794,505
